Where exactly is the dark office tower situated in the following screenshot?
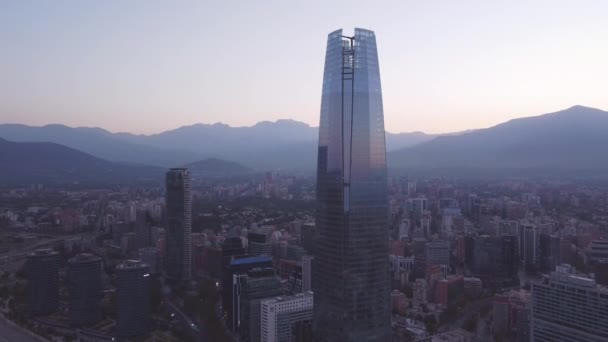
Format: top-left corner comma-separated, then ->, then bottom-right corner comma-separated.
223,256 -> 273,334
467,235 -> 518,289
300,223 -> 316,254
238,267 -> 284,342
165,168 -> 191,281
115,260 -> 150,337
523,224 -> 538,273
413,238 -> 428,279
313,28 -> 390,342
26,249 -> 60,316
67,253 -> 102,326
248,231 -> 271,257
222,236 -> 247,267
135,209 -> 152,249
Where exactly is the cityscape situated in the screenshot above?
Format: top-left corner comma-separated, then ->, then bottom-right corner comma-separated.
2,2 -> 608,342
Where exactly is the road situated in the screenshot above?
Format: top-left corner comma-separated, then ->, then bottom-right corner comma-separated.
0,314 -> 46,342
164,299 -> 206,342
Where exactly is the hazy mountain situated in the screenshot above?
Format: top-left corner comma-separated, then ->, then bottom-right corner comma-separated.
0,138 -> 163,184
389,105 -> 608,171
0,120 -> 434,170
185,158 -> 252,178
0,124 -> 200,166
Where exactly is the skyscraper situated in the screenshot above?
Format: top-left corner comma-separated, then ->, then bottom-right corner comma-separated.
67,253 -> 102,326
313,28 -> 390,341
135,208 -> 152,249
26,249 -> 60,316
165,168 -> 192,281
115,260 -> 150,337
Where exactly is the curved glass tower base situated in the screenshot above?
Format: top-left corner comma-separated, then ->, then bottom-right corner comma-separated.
312,28 -> 390,342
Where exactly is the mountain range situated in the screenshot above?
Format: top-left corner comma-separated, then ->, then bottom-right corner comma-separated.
0,138 -> 163,184
0,120 -> 435,169
388,105 -> 608,171
1,105 -> 608,183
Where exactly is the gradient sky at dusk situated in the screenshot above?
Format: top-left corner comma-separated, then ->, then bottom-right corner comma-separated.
1,0 -> 607,134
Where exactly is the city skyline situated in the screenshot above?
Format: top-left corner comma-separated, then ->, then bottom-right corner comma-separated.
2,1 -> 608,134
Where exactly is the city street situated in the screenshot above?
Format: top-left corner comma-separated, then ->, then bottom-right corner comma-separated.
0,315 -> 46,342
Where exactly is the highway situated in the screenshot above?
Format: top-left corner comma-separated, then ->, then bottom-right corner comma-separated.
0,314 -> 46,342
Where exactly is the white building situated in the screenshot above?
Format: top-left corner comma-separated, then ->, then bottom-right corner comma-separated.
261,292 -> 313,342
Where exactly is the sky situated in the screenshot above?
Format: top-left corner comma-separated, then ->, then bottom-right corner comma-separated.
1,0 -> 608,134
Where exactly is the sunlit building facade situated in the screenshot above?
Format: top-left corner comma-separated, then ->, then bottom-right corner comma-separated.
313,28 -> 390,341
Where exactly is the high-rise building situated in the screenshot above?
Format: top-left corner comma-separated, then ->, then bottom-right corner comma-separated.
222,236 -> 247,268
248,231 -> 271,257
425,241 -> 450,266
223,256 -> 274,334
135,209 -> 152,249
466,235 -> 518,289
165,168 -> 192,281
313,28 -> 390,341
262,292 -> 314,342
67,253 -> 102,326
531,264 -> 608,341
237,268 -> 284,342
26,248 -> 60,316
115,260 -> 150,337
523,224 -> 538,273
302,255 -> 314,292
300,223 -> 316,254
413,238 -> 428,279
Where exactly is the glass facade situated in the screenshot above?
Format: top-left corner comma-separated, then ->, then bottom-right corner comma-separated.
313,28 -> 390,341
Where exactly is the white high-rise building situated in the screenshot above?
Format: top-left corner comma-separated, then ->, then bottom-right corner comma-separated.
261,292 -> 313,342
531,264 -> 608,341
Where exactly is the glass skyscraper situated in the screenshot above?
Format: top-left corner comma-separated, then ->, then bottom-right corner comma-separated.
165,168 -> 192,281
313,28 -> 390,341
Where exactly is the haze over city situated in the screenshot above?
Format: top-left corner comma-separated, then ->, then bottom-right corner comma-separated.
2,0 -> 608,134
3,2 -> 608,342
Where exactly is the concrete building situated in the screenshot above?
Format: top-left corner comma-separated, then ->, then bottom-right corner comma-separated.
165,168 -> 192,281
67,253 -> 103,326
26,248 -> 60,316
426,241 -> 450,266
115,260 -> 150,337
301,255 -> 313,293
413,238 -> 427,279
261,292 -> 313,342
531,264 -> 608,341
587,240 -> 608,263
435,276 -> 464,308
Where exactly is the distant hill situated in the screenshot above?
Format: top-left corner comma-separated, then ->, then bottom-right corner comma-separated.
0,124 -> 200,167
0,120 -> 435,170
185,158 -> 252,178
0,138 -> 162,184
389,105 -> 608,172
